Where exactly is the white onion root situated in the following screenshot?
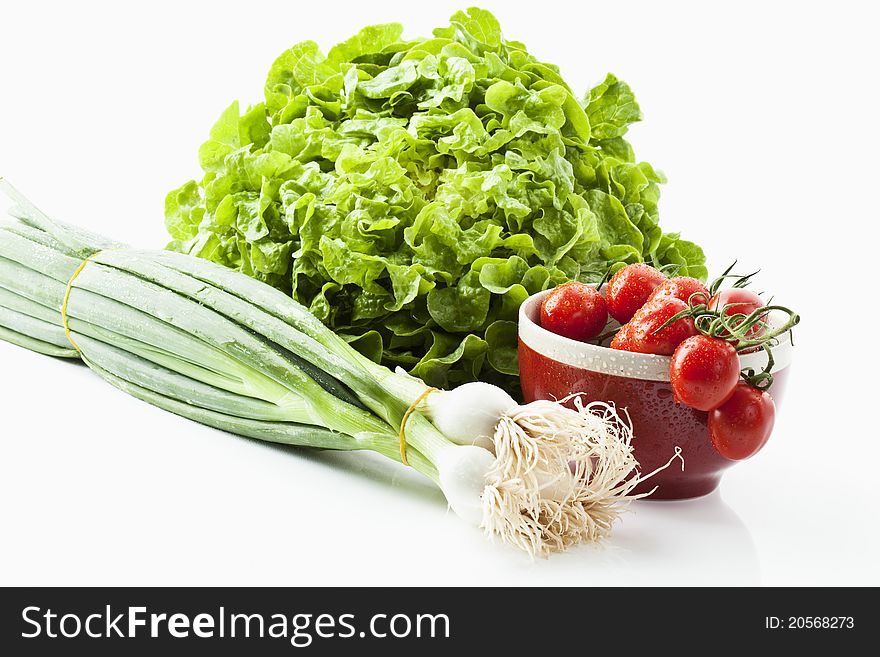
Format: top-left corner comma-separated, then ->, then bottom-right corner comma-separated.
481,395 -> 684,558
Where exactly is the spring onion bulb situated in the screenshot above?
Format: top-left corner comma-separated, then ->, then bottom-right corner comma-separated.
0,180 -> 677,557
408,379 -> 517,451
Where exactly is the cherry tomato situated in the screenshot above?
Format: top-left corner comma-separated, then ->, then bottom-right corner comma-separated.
610,322 -> 635,351
605,263 -> 667,324
540,282 -> 608,341
621,297 -> 697,355
670,335 -> 740,411
709,288 -> 766,340
648,276 -> 710,307
708,383 -> 775,460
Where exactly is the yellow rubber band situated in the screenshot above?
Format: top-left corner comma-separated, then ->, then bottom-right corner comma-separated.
61,253 -> 99,352
398,387 -> 438,466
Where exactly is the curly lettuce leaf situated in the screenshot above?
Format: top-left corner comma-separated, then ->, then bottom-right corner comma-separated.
584,73 -> 642,140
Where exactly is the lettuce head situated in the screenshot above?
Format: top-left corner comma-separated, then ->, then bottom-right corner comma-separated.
166,7 -> 706,394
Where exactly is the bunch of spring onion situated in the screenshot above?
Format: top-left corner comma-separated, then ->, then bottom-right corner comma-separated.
0,179 -> 672,556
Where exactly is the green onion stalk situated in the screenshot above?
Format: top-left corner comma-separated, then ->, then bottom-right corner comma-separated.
0,180 -> 670,557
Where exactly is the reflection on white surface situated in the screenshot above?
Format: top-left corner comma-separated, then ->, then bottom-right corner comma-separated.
599,492 -> 760,585
285,446 -> 445,505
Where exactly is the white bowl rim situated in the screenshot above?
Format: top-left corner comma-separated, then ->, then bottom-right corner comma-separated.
518,288 -> 793,383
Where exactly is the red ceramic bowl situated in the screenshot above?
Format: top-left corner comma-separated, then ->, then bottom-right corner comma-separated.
518,289 -> 792,500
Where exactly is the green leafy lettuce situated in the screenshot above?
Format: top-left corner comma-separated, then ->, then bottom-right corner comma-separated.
165,7 -> 706,394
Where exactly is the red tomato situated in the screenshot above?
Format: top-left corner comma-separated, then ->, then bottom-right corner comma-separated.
648,277 -> 710,307
709,383 -> 775,460
540,282 -> 608,341
610,322 -> 635,351
605,263 -> 667,324
623,297 -> 697,355
670,336 -> 740,411
710,288 -> 766,340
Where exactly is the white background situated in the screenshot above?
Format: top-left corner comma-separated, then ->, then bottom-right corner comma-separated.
1,0 -> 878,586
